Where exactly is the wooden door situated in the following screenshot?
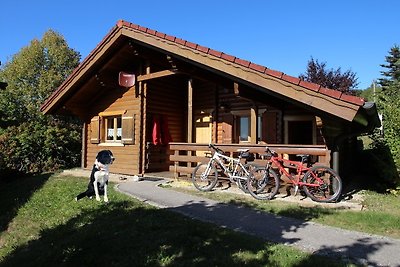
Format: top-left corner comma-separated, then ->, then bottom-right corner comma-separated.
195,114 -> 212,156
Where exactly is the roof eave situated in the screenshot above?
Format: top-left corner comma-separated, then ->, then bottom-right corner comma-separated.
41,24 -> 124,115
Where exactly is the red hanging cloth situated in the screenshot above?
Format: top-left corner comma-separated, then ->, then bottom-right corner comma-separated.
152,115 -> 162,145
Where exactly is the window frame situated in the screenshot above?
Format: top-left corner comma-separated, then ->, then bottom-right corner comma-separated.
231,109 -> 265,143
104,115 -> 122,143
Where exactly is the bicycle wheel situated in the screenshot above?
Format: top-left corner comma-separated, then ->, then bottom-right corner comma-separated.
236,163 -> 258,193
302,165 -> 342,202
247,167 -> 280,200
192,163 -> 219,191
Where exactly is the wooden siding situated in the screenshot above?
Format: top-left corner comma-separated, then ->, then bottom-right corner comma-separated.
145,77 -> 186,171
84,86 -> 140,175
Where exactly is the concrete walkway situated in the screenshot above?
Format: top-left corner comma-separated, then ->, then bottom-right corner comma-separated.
116,178 -> 400,267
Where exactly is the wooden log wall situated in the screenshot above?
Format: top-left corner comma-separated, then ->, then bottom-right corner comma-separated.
85,86 -> 140,175
145,77 -> 186,171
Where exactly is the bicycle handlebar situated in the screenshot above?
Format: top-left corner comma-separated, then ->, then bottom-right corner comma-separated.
208,143 -> 224,154
265,146 -> 277,157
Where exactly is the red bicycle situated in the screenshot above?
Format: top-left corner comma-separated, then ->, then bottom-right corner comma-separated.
247,147 -> 342,202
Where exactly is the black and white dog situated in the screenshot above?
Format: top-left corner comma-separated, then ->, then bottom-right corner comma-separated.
75,150 -> 115,202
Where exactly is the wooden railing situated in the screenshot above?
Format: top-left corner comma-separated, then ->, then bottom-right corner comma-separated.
169,142 -> 331,178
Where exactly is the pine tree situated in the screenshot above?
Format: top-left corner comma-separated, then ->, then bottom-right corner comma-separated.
374,45 -> 400,178
379,45 -> 400,88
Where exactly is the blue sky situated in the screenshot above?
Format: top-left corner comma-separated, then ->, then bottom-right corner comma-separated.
1,0 -> 399,89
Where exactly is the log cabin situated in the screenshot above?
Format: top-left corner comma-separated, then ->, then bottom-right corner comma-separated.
41,20 -> 380,178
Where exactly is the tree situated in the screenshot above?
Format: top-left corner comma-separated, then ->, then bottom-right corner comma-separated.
369,45 -> 400,185
0,30 -> 81,176
0,30 -> 80,123
299,57 -> 359,93
379,45 -> 400,88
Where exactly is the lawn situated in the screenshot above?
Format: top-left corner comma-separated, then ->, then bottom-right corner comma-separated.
0,174 -> 353,266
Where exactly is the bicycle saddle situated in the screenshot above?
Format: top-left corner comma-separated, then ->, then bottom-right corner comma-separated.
296,154 -> 310,162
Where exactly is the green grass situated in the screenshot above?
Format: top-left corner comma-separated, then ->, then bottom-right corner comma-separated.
0,174 -> 353,266
166,183 -> 400,239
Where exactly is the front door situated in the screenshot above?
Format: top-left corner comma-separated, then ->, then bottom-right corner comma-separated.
194,114 -> 212,156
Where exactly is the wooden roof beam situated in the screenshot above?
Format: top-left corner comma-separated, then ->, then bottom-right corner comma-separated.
136,69 -> 180,82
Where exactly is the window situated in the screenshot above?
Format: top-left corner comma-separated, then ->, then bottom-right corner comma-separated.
105,116 -> 122,142
239,116 -> 250,142
90,111 -> 135,145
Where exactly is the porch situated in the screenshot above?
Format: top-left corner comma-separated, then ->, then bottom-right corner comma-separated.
167,142 -> 330,178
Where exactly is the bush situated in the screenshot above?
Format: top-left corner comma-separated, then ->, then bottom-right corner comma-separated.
0,118 -> 81,178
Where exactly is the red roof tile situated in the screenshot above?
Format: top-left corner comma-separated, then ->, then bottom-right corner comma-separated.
340,94 -> 365,105
249,63 -> 266,73
319,87 -> 342,99
165,34 -> 176,42
208,49 -> 222,58
282,74 -> 300,85
185,41 -> 197,50
221,53 -> 235,62
175,38 -> 186,46
155,32 -> 166,39
234,58 -> 251,68
196,45 -> 209,53
299,80 -> 320,91
264,68 -> 283,78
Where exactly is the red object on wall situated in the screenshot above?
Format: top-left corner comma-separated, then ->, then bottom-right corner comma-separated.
152,115 -> 172,145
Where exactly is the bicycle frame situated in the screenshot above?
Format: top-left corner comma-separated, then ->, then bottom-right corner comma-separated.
267,155 -> 323,188
205,150 -> 250,182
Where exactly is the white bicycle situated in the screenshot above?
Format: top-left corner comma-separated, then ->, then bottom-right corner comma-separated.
192,144 -> 256,192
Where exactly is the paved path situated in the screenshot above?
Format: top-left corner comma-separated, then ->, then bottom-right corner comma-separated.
116,178 -> 400,267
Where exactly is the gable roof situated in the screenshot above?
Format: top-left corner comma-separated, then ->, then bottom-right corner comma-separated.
41,20 -> 369,124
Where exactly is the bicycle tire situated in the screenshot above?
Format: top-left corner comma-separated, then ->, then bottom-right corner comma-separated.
247,167 -> 280,200
236,163 -> 258,193
192,163 -> 219,192
302,165 -> 342,202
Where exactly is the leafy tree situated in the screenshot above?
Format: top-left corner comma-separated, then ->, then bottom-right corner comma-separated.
0,30 -> 81,177
299,57 -> 359,93
367,45 -> 400,185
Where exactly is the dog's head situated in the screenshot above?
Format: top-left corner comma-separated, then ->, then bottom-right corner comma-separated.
96,150 -> 115,165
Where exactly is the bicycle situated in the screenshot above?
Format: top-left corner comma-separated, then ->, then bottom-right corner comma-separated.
247,147 -> 342,202
192,144 -> 257,192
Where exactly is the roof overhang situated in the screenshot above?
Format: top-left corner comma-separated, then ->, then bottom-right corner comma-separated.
41,20 -> 369,126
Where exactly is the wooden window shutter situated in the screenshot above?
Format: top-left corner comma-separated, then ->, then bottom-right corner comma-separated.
262,111 -> 277,143
122,112 -> 135,144
90,116 -> 100,144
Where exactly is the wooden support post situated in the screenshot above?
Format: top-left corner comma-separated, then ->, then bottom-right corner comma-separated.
250,105 -> 258,144
188,78 -> 193,143
140,61 -> 150,176
81,122 -> 87,168
187,78 -> 193,176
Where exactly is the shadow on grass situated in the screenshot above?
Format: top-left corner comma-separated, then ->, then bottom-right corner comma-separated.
1,177 -> 396,266
0,173 -> 51,233
0,201 -> 281,266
